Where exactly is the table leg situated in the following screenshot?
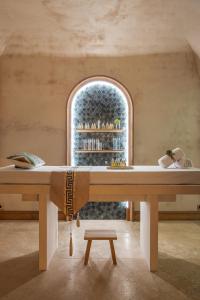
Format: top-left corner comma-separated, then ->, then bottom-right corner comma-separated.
140,196 -> 158,272
84,240 -> 92,265
39,193 -> 58,271
126,201 -> 134,221
109,240 -> 117,265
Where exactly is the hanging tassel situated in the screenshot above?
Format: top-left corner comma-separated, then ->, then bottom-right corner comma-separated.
67,219 -> 73,256
76,212 -> 80,227
69,231 -> 73,256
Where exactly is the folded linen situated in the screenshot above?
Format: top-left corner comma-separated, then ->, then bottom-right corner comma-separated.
158,147 -> 187,168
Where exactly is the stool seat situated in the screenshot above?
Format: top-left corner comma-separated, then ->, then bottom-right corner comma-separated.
84,229 -> 117,265
84,230 -> 117,240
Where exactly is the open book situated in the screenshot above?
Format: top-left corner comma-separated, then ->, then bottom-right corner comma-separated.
7,152 -> 45,169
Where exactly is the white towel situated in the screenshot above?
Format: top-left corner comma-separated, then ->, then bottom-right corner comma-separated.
158,147 -> 186,168
172,148 -> 185,161
158,155 -> 173,168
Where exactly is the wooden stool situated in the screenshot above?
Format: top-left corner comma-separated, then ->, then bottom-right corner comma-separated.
84,230 -> 117,265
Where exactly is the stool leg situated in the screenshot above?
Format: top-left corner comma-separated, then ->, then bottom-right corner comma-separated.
109,240 -> 117,265
84,240 -> 92,265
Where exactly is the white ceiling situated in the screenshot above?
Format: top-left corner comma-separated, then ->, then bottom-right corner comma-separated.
0,0 -> 200,56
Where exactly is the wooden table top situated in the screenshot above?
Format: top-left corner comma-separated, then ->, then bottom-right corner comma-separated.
0,165 -> 200,185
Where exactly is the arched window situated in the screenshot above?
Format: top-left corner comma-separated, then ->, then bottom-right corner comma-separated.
67,76 -> 133,167
66,76 -> 133,219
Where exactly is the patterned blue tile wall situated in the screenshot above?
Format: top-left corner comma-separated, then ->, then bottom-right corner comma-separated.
72,81 -> 128,220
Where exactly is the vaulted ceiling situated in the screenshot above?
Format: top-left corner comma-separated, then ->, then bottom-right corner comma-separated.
0,0 -> 200,57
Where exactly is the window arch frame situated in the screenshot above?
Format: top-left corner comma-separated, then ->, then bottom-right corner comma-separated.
66,76 -> 134,165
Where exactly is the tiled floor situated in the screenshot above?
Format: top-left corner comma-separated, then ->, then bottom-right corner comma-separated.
0,220 -> 199,300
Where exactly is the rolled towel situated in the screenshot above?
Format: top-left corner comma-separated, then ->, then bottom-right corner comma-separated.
173,157 -> 185,169
172,148 -> 185,161
158,147 -> 185,168
158,155 -> 173,168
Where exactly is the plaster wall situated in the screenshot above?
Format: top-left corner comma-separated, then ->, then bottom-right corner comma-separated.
0,52 -> 200,211
194,53 -> 200,79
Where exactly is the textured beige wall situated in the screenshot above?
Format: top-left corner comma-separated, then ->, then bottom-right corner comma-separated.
195,53 -> 200,78
0,52 -> 200,211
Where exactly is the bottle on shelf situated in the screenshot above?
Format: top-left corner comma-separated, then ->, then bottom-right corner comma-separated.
87,139 -> 90,150
114,118 -> 121,129
113,137 -> 121,150
83,139 -> 87,150
113,137 -> 116,150
76,119 -> 124,131
96,138 -> 101,150
111,158 -> 115,167
97,120 -> 101,129
79,123 -> 83,129
111,158 -> 126,167
118,137 -> 121,150
80,138 -> 104,151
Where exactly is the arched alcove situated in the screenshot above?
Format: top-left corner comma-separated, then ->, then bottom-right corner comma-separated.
67,76 -> 133,219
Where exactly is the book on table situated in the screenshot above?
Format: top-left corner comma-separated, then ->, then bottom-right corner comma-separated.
6,152 -> 45,169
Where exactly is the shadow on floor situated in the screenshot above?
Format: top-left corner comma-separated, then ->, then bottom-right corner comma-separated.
63,258 -> 118,300
156,252 -> 200,300
0,252 -> 40,298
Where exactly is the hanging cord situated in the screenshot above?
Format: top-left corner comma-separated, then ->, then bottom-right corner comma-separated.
67,213 -> 80,257
76,212 -> 80,227
67,217 -> 73,256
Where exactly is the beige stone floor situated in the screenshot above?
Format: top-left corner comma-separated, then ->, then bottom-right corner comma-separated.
0,220 -> 199,300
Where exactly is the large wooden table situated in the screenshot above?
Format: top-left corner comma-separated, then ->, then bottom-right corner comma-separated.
0,165 -> 200,272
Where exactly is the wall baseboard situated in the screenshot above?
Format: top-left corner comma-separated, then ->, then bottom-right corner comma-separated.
0,211 -> 39,220
0,210 -> 200,221
133,211 -> 200,221
0,211 -> 65,220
